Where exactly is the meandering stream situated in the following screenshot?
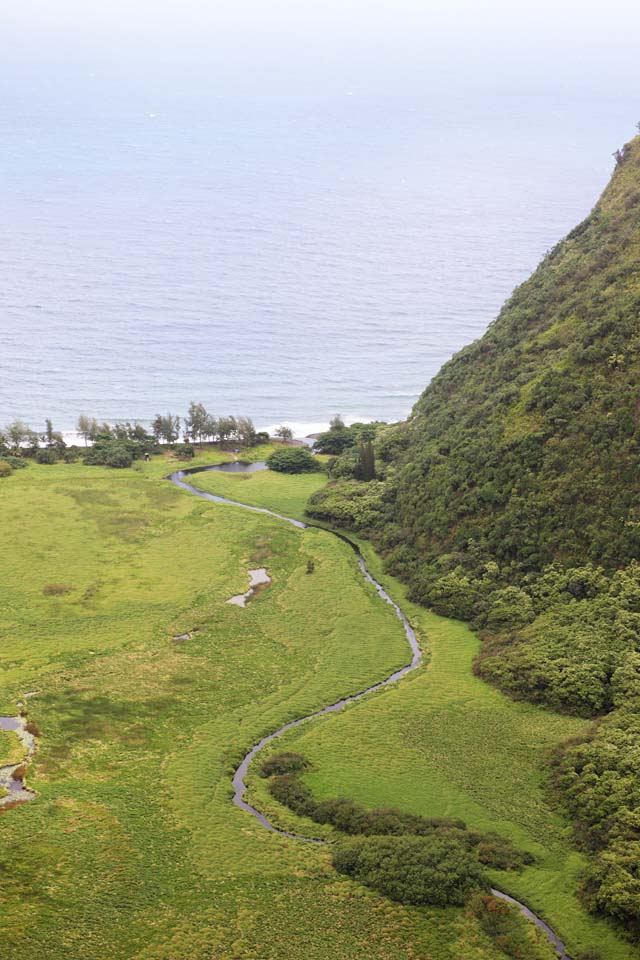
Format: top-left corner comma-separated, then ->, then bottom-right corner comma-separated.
168,461 -> 571,960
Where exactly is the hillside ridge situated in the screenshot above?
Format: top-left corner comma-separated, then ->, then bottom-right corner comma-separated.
306,132 -> 640,938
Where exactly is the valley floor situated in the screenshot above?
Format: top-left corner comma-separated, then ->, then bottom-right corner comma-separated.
0,454 -> 634,959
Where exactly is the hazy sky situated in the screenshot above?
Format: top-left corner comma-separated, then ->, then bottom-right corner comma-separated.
4,0 -> 640,101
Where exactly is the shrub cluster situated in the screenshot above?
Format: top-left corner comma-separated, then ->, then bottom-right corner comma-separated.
0,455 -> 27,470
83,435 -> 160,468
259,752 -> 309,778
332,834 -> 485,906
550,705 -> 640,939
266,447 -> 321,474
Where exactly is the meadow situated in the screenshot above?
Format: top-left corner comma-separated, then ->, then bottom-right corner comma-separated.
0,452 -> 525,960
186,449 -> 328,521
189,461 -> 638,960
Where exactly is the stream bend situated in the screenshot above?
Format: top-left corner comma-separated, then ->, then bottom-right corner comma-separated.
168,462 -> 571,960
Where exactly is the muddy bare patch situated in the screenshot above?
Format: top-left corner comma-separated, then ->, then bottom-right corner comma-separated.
226,568 -> 272,607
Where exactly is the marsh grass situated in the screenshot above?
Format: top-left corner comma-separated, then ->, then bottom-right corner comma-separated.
0,458 -> 508,960
0,458 -> 633,959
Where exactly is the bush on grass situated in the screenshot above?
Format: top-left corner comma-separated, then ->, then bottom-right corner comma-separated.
266,448 -> 321,474
333,834 -> 486,906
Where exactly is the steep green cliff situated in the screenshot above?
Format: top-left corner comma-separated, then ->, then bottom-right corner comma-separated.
307,133 -> 640,935
396,133 -> 640,579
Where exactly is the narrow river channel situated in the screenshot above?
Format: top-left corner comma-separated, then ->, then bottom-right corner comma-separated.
168,461 -> 571,960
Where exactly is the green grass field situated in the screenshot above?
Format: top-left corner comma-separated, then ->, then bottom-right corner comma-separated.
189,461 -> 637,960
0,456 -> 512,960
189,457 -> 328,521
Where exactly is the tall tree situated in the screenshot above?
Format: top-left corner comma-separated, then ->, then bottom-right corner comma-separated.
153,414 -> 181,444
275,425 -> 293,442
217,415 -> 237,445
77,414 -> 93,446
185,402 -> 209,445
204,414 -> 218,442
5,420 -> 34,453
167,415 -> 181,443
43,419 -> 65,454
236,416 -> 257,447
357,440 -> 376,481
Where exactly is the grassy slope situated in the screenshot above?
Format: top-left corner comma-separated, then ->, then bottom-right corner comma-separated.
0,458 -> 512,960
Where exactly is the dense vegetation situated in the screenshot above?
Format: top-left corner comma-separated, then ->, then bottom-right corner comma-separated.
332,835 -> 485,906
266,447 -> 322,473
306,134 -> 640,935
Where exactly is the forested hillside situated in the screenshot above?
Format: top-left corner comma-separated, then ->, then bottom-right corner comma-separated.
307,133 -> 640,937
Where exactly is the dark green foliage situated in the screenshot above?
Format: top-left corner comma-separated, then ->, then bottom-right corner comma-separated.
259,752 -> 310,778
266,448 -> 321,474
581,841 -> 640,938
313,422 -> 383,457
550,709 -> 640,936
268,773 -> 318,818
0,455 -> 27,470
307,479 -> 389,528
105,446 -> 134,469
357,440 -> 376,481
473,564 -> 640,716
174,443 -> 195,459
83,433 -> 159,468
332,835 -> 486,906
473,834 -> 535,871
313,428 -> 358,455
36,448 -> 59,465
84,441 -> 134,469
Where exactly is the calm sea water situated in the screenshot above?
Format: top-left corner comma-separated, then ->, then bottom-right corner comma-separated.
0,92 -> 636,435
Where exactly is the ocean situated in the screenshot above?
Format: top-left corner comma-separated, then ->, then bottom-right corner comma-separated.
0,91 -> 636,436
